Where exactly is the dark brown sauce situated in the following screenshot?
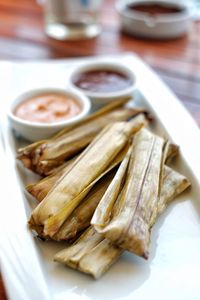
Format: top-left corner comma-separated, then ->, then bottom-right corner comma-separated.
127,2 -> 184,16
73,70 -> 132,93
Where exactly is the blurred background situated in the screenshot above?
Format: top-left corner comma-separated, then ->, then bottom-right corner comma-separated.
0,0 -> 199,59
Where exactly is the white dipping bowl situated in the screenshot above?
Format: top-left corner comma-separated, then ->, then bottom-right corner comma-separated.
69,62 -> 136,105
8,88 -> 91,142
116,0 -> 191,39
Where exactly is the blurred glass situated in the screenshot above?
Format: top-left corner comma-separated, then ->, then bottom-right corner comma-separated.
41,0 -> 102,40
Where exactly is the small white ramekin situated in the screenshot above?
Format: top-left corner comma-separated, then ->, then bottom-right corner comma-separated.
7,88 -> 91,142
69,61 -> 136,105
116,0 -> 191,39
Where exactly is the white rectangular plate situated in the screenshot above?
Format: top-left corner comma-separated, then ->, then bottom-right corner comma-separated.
1,54 -> 200,300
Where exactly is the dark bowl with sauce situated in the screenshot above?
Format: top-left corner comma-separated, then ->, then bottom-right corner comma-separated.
8,88 -> 91,141
116,0 -> 191,39
69,62 -> 136,105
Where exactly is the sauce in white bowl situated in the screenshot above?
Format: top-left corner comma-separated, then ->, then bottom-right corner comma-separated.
8,88 -> 91,142
116,0 -> 191,39
69,62 -> 136,105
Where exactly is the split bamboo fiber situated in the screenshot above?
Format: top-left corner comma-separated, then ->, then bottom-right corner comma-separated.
55,165 -> 190,278
54,226 -> 123,279
53,171 -> 115,241
26,157 -> 76,202
91,128 -> 185,258
29,117 -> 146,238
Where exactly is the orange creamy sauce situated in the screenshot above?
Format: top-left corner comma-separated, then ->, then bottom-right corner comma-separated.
14,92 -> 82,123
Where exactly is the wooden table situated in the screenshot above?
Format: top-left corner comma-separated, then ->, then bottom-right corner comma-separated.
0,0 -> 199,299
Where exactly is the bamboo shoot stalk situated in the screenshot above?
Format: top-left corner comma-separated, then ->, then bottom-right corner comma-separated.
54,226 -> 123,279
54,166 -> 190,278
53,171 -> 115,241
91,129 -> 177,258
